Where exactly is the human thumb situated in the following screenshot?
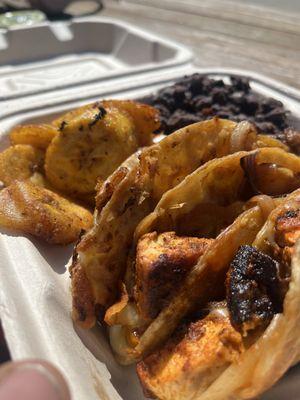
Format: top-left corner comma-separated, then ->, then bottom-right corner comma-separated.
0,360 -> 70,400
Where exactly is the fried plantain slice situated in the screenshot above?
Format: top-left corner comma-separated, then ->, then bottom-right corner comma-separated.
46,101 -> 159,199
9,124 -> 57,150
52,104 -> 92,128
0,144 -> 44,187
52,100 -> 160,147
0,180 -> 92,244
102,100 -> 160,146
46,107 -> 138,198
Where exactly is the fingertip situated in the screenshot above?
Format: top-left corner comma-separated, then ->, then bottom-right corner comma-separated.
0,360 -> 70,400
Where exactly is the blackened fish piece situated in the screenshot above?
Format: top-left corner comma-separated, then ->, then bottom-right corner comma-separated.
226,245 -> 284,333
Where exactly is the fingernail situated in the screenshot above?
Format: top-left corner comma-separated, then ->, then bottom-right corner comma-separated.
0,360 -> 70,400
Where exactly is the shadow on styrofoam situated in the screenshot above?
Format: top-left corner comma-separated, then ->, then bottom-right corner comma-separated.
261,364 -> 300,399
73,322 -> 147,400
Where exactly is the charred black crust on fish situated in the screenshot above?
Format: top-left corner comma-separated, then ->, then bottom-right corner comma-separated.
226,245 -> 285,333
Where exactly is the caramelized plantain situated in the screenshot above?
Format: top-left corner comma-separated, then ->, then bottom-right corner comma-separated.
0,180 -> 92,244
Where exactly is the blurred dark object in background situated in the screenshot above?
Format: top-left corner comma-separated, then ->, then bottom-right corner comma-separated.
0,0 -> 103,19
0,320 -> 10,364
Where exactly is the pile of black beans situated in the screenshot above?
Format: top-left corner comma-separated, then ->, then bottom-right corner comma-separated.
140,74 -> 290,142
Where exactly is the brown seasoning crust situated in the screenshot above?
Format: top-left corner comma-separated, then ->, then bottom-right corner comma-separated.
137,314 -> 243,399
135,232 -> 213,320
70,261 -> 96,328
275,208 -> 300,249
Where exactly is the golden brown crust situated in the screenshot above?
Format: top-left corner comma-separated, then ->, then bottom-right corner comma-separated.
0,144 -> 44,186
253,191 -> 300,273
94,149 -> 141,215
52,99 -> 160,148
0,180 -> 93,244
9,124 -> 57,150
52,103 -> 95,128
275,208 -> 300,248
104,283 -> 130,327
70,261 -> 96,328
137,314 -> 243,400
101,100 -> 160,147
272,208 -> 300,275
46,100 -> 158,200
45,105 -> 139,199
135,232 -> 213,320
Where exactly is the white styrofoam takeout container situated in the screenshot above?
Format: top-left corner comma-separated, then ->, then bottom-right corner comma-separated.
0,16 -> 300,400
0,16 -> 192,101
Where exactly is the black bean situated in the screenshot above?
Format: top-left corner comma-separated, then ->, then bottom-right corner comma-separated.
236,113 -> 248,121
173,89 -> 187,106
166,110 -> 200,133
255,122 -> 275,133
158,94 -> 176,111
201,107 -> 215,116
212,88 -> 228,105
285,129 -> 300,155
153,104 -> 170,118
212,79 -> 226,88
230,76 -> 250,92
229,91 -> 245,106
192,95 -> 212,110
157,86 -> 175,97
242,94 -> 259,114
216,111 -> 231,119
265,108 -> 286,124
189,77 -> 204,95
